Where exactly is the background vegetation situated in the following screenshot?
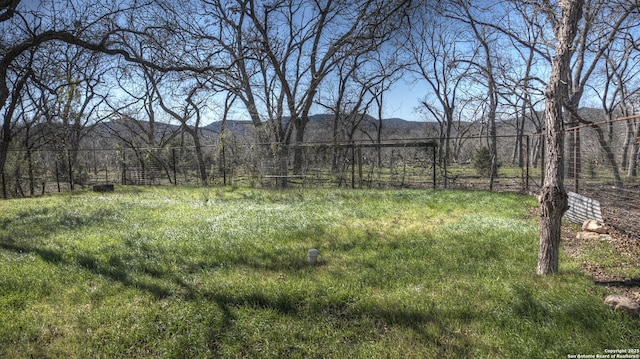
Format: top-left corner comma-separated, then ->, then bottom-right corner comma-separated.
2,0 -> 640,195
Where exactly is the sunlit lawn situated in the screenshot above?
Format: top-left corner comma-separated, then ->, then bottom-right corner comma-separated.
0,186 -> 637,358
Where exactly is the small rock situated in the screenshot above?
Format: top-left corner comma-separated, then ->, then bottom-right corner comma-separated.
582,219 -> 607,234
604,295 -> 640,316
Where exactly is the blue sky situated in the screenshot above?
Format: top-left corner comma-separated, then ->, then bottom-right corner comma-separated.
378,81 -> 425,122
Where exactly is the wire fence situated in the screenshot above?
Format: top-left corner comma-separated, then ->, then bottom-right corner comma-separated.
559,116 -> 640,239
2,117 -> 639,239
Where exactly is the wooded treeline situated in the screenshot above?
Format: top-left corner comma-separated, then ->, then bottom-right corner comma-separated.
2,0 -> 639,189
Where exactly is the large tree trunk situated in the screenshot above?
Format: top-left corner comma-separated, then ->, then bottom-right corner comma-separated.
0,68 -> 29,191
537,0 -> 583,275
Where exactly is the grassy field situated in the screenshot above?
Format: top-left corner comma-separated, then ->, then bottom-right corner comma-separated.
0,186 -> 637,358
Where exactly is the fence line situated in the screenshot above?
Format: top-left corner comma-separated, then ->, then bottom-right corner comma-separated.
560,115 -> 640,238
2,123 -> 638,238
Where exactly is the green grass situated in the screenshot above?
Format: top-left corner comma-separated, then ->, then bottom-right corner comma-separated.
0,186 -> 637,358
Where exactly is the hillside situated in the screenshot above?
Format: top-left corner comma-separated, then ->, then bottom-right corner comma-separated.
81,108 -> 610,149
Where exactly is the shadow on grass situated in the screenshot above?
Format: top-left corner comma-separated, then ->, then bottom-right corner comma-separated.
182,248 -> 323,274
595,278 -> 640,288
0,236 -> 477,350
0,238 -> 65,263
0,237 -> 174,299
4,207 -> 118,241
4,236 -> 614,357
510,285 -> 551,323
172,275 -> 478,355
8,235 -> 629,357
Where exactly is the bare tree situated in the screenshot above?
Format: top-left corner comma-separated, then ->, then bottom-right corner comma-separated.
217,92 -> 238,185
0,56 -> 30,196
404,8 -> 472,170
470,10 -> 499,182
149,71 -> 215,185
594,27 -> 640,178
0,0 -> 20,22
560,1 -> 636,183
15,75 -> 43,197
315,53 -> 375,177
625,101 -> 640,177
496,1 -> 548,168
316,45 -> 404,182
537,0 -> 583,276
203,0 -> 411,186
35,44 -> 111,189
457,0 -> 638,184
0,0 -> 228,185
364,49 -> 406,169
107,64 -> 184,184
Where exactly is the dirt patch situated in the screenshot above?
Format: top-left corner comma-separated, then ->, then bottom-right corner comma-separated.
530,195 -> 640,303
561,224 -> 640,303
602,205 -> 640,242
580,182 -> 640,241
561,227 -> 584,258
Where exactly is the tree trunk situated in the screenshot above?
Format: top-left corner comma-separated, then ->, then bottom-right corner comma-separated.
628,120 -> 640,177
292,116 -> 308,176
0,68 -> 28,190
0,111 -> 11,185
444,108 -> 453,167
537,0 -> 583,276
192,133 -> 208,186
278,144 -> 289,188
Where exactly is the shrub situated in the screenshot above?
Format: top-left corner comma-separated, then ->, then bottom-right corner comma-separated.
473,147 -> 497,177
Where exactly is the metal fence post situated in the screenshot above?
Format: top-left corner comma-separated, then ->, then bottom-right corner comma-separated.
121,150 -> 126,185
357,145 -> 363,188
573,128 -> 579,193
432,144 -> 437,189
525,135 -> 530,193
172,148 -> 177,186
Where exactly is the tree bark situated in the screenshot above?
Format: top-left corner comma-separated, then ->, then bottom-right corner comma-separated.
293,116 -> 308,176
537,0 -> 583,276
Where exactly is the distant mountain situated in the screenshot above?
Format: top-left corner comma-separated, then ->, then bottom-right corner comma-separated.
93,110 -> 562,146
93,120 -> 182,136
202,120 -> 254,136
86,114 -> 438,148
203,114 -> 436,133
47,108 -> 620,156
306,114 -> 427,129
308,114 -> 332,123
379,117 -> 428,131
